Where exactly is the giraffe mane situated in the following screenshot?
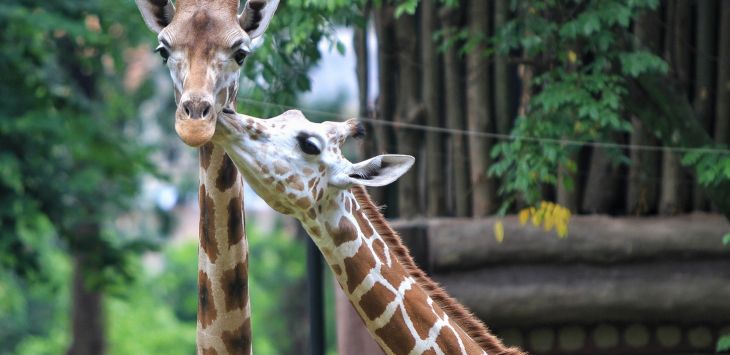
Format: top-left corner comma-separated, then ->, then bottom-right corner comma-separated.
351,185 -> 526,355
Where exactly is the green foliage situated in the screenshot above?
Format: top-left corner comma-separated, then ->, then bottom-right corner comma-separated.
106,256 -> 196,355
235,0 -> 365,117
0,249 -> 71,355
486,0 -> 666,209
719,334 -> 730,352
248,223 -> 309,354
681,150 -> 730,188
0,0 -> 160,286
2,223 -> 328,355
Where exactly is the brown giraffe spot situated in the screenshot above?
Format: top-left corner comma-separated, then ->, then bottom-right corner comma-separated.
402,287 -> 438,340
200,143 -> 213,170
310,225 -> 321,237
227,196 -> 244,247
221,262 -> 249,311
435,325 -> 469,355
359,282 -> 395,321
380,257 -> 408,290
316,188 -> 324,202
295,197 -> 311,209
201,347 -> 218,355
375,308 -> 416,355
318,164 -> 326,173
452,320 -> 485,354
354,209 -> 374,237
433,301 -> 446,319
198,270 -> 217,329
221,318 -> 252,355
286,175 -> 305,191
321,247 -> 334,261
303,167 -> 314,176
326,217 -> 358,246
275,182 -> 286,193
254,122 -> 266,132
287,192 -> 296,200
331,264 -> 342,276
308,176 -> 318,189
258,162 -> 270,175
215,155 -> 238,191
344,197 -> 352,212
199,185 -> 219,263
273,160 -> 288,175
307,208 -> 317,220
372,239 -> 387,263
263,176 -> 275,184
343,243 -> 376,293
422,349 -> 437,355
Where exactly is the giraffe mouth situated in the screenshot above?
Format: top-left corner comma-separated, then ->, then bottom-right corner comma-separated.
174,112 -> 217,147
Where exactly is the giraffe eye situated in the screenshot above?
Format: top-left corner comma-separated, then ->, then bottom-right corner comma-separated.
155,45 -> 170,64
297,135 -> 321,155
234,49 -> 249,65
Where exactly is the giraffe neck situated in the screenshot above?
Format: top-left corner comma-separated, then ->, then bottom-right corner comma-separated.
197,142 -> 251,355
299,186 -> 523,355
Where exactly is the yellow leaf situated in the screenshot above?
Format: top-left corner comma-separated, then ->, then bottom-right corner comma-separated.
494,221 -> 504,243
518,209 -> 530,225
556,223 -> 568,238
567,50 -> 577,63
531,211 -> 542,227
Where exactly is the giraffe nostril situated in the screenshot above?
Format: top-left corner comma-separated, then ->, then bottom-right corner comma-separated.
202,105 -> 210,118
183,103 -> 191,117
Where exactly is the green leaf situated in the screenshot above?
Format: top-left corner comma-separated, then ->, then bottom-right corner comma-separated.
723,233 -> 730,246
718,334 -> 730,352
395,0 -> 418,17
335,41 -> 346,55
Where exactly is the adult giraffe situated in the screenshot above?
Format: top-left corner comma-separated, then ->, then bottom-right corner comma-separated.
134,1 -> 279,354
212,110 -> 526,355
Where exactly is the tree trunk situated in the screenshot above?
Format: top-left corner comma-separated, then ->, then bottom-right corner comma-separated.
466,0 -> 496,217
557,156 -> 579,212
493,0 -> 512,136
626,8 -> 662,215
581,147 -> 622,214
659,0 -> 690,215
692,0 -> 717,210
716,1 -> 730,145
394,11 -> 424,218
354,5 -> 382,206
67,253 -> 105,355
373,3 -> 399,215
354,7 -> 370,155
421,0 -> 447,217
626,117 -> 659,215
629,74 -> 730,221
440,5 -> 470,217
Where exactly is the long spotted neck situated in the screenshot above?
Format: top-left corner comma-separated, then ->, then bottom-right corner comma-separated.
196,143 -> 250,355
299,186 -> 523,355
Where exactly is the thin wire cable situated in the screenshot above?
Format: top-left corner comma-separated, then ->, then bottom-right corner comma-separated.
237,97 -> 730,155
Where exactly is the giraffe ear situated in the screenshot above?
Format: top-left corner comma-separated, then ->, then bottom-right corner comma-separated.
135,0 -> 175,34
239,0 -> 280,39
337,155 -> 415,188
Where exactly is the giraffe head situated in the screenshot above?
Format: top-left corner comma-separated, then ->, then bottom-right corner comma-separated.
213,110 -> 414,218
135,0 -> 279,147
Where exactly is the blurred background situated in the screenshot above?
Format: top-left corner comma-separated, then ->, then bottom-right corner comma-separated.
1,0 -> 730,354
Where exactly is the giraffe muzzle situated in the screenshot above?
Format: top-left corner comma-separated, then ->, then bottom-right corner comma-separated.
174,93 -> 218,147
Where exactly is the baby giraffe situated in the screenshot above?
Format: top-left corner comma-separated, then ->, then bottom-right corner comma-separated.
212,109 -> 525,355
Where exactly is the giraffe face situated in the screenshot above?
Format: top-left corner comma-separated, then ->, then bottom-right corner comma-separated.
214,110 -> 415,218
135,0 -> 279,147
